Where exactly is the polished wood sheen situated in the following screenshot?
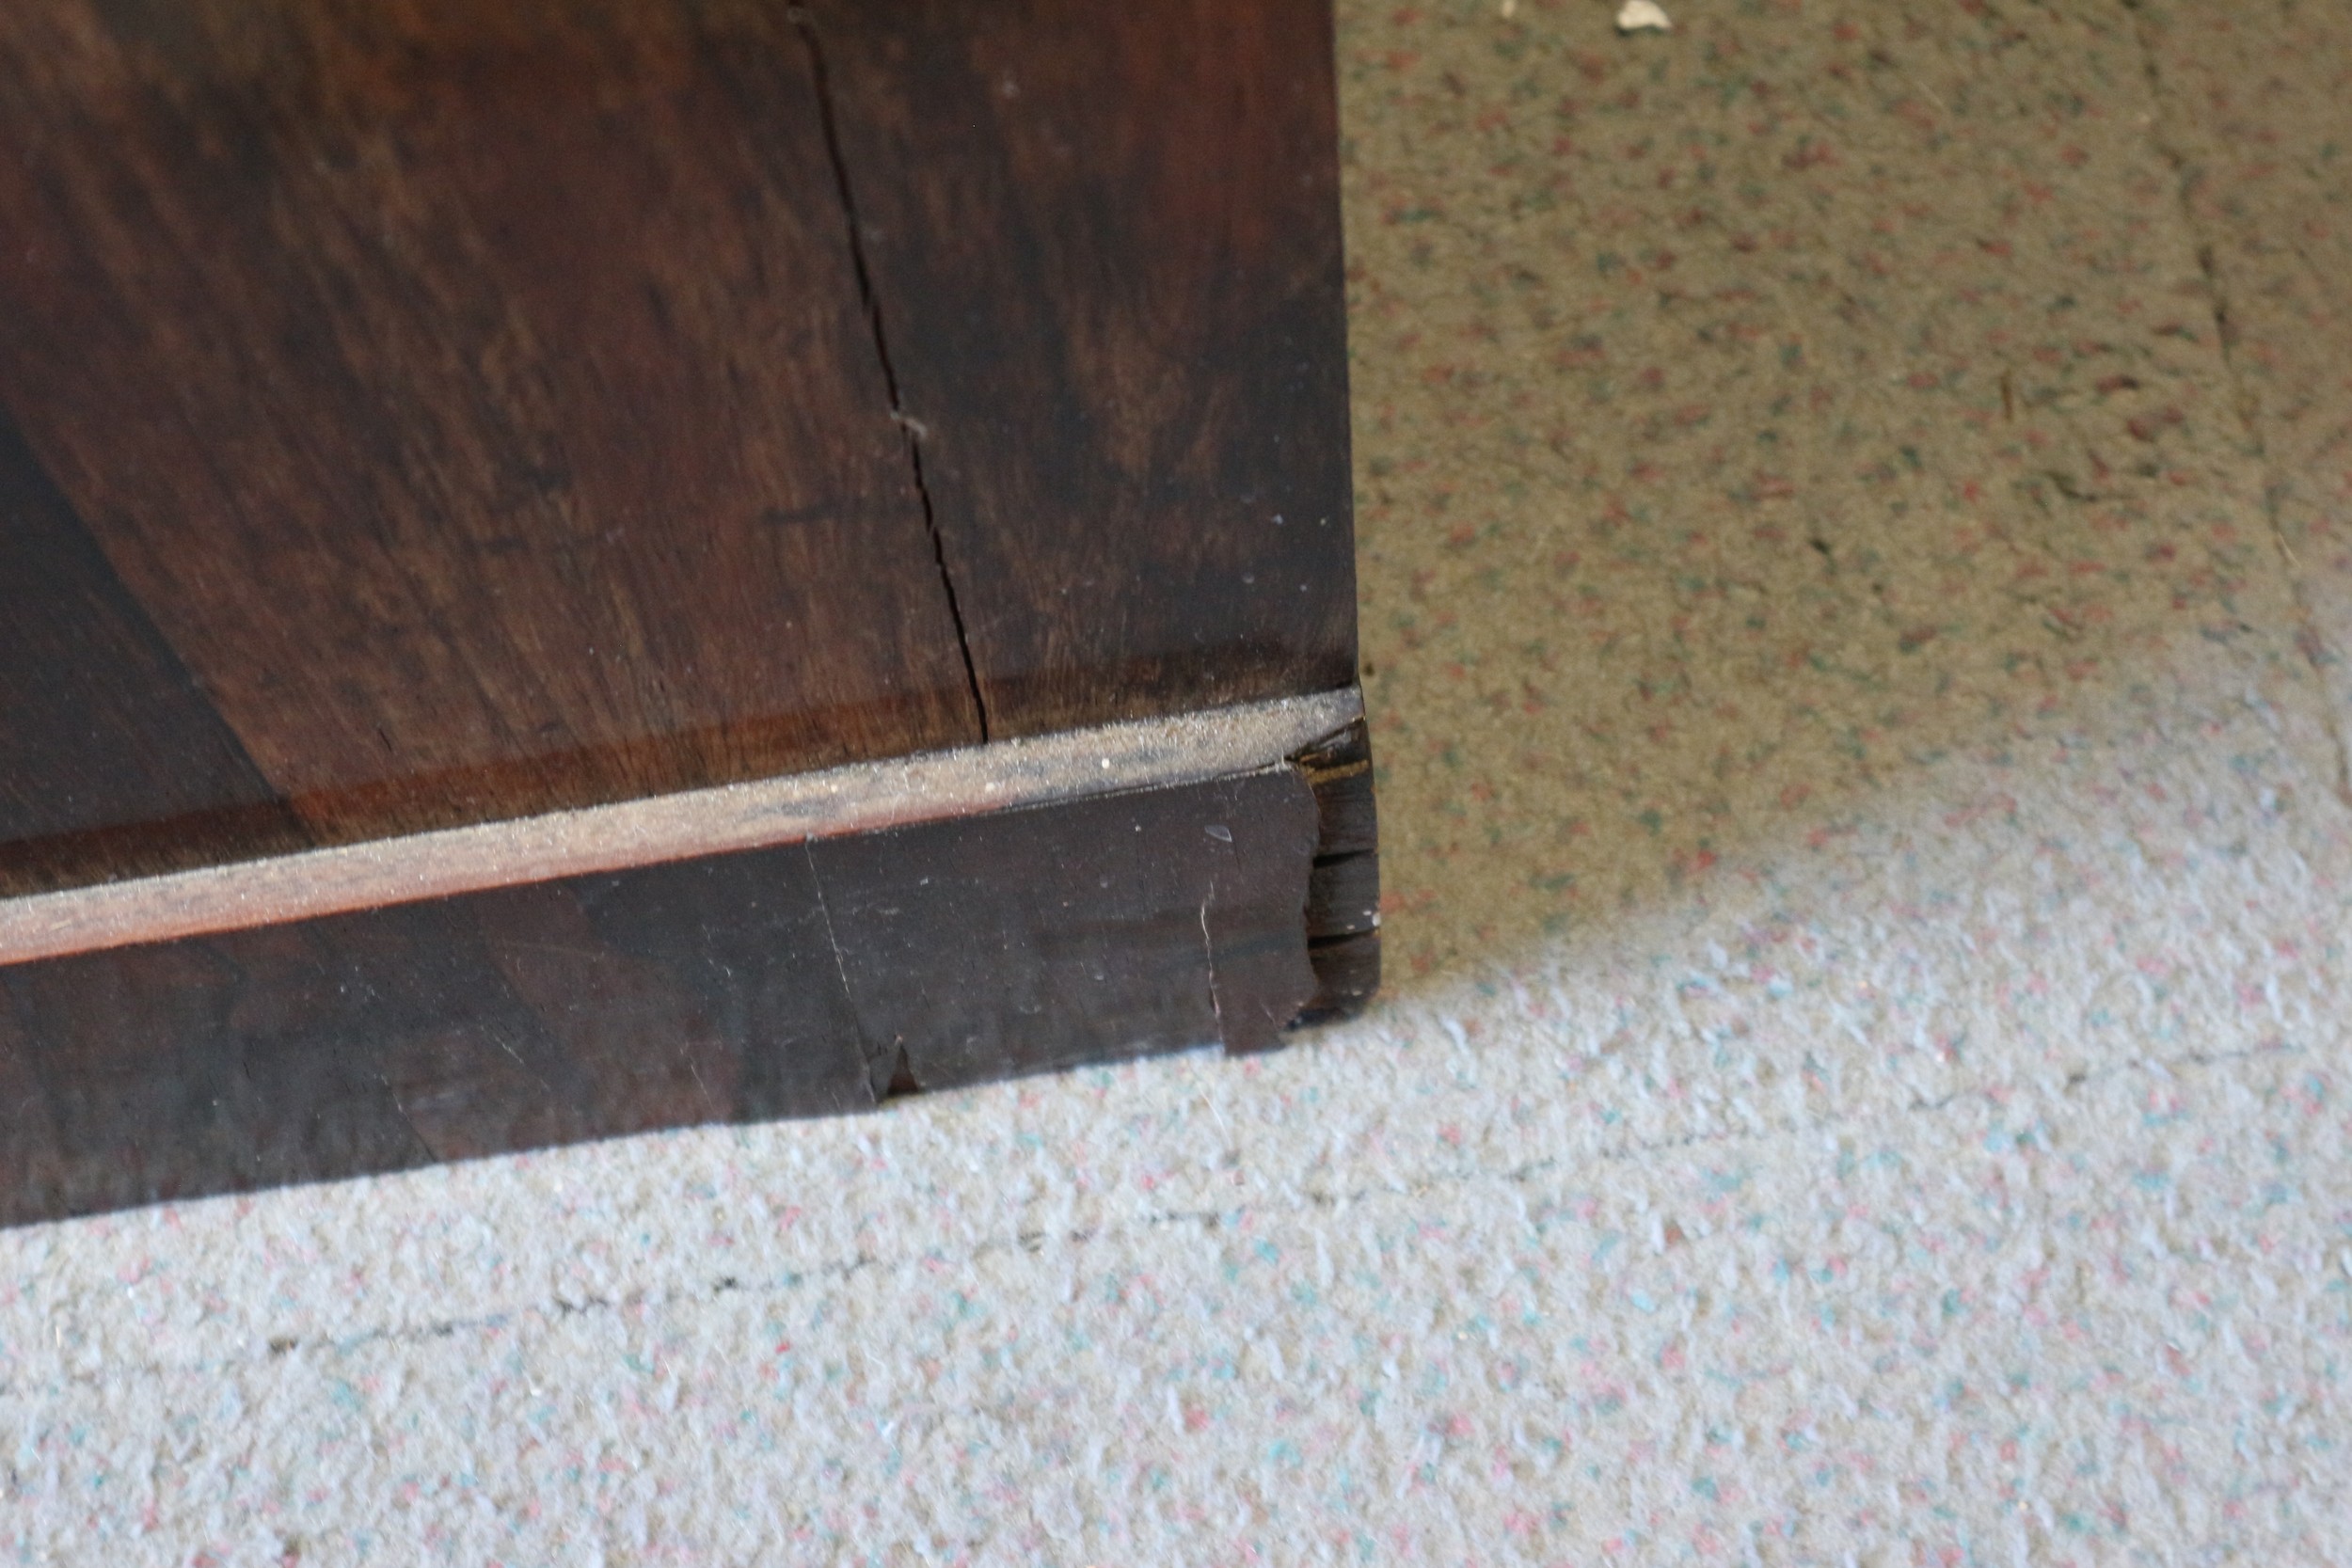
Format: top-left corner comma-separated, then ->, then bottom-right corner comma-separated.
807,0 -> 1359,736
0,0 -> 1353,886
0,0 -> 983,879
0,0 -> 1374,1227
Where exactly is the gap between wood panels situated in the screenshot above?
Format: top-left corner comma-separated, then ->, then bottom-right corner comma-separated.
0,689 -> 1364,968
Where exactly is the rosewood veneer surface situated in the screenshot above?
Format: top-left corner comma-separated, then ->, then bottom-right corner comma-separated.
0,0 -> 1375,1225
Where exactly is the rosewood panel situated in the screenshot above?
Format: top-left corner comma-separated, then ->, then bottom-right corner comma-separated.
0,766 -> 1324,1227
0,0 -> 1376,1230
805,0 -> 1359,736
818,767 -> 1321,1088
0,408 -> 309,897
0,0 -> 983,869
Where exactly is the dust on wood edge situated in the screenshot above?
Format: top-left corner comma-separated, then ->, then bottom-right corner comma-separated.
0,689 -> 1365,968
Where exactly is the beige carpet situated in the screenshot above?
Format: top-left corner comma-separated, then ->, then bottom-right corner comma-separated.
7,1 -> 2351,1561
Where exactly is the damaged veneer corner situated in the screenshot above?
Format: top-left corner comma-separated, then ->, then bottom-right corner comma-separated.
866,694 -> 1380,1095
1284,711 -> 1382,1031
797,689 -> 1378,1110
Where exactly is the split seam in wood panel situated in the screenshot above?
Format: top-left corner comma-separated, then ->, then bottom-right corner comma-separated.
0,689 -> 1363,969
790,6 -> 991,740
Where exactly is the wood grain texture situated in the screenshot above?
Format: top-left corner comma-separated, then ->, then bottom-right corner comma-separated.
0,0 -> 1361,903
0,0 -> 983,867
820,767 -> 1322,1087
0,766 -> 1323,1227
0,407 -> 310,898
0,0 -> 1372,1223
0,690 -> 1361,969
804,0 -> 1359,736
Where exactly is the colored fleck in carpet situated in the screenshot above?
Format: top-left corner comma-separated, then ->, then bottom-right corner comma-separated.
6,1 -> 2350,1562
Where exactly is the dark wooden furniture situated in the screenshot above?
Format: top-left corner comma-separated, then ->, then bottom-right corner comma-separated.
0,0 -> 1374,1226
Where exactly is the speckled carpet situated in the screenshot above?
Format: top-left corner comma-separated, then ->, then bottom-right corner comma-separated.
7,1 -> 2351,1561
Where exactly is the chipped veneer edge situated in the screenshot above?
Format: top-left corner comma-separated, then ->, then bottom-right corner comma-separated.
0,688 -> 1366,968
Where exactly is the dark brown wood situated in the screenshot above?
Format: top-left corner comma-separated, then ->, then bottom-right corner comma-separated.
0,765 -> 1320,1227
1294,719 -> 1380,1025
0,408 -> 310,897
0,0 -> 983,878
0,0 -> 1375,1225
0,0 -> 1356,893
804,0 -> 1359,736
823,767 -> 1323,1088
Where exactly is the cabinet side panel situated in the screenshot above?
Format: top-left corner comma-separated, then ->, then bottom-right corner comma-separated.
811,0 -> 1359,734
0,0 -> 985,868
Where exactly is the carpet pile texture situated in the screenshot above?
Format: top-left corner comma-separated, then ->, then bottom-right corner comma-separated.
6,1 -> 2350,1561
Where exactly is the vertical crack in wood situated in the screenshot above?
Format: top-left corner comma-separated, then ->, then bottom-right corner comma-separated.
801,837 -> 884,1102
789,8 -> 993,741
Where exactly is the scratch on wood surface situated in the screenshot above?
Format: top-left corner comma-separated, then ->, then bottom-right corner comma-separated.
1198,881 -> 1223,1039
